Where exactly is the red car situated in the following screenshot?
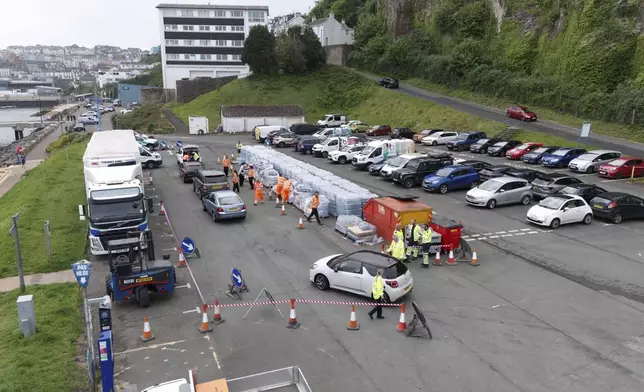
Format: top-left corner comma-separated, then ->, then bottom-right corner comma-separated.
506,106 -> 537,121
505,142 -> 543,160
365,125 -> 392,136
597,157 -> 644,179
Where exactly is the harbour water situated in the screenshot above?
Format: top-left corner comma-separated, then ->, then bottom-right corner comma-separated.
0,108 -> 40,146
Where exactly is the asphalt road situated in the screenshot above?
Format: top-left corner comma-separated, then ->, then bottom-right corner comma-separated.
359,73 -> 644,157
102,133 -> 644,391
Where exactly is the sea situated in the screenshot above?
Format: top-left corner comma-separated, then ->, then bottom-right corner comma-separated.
0,107 -> 41,146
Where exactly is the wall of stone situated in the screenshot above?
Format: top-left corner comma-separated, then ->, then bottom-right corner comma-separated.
0,123 -> 58,166
141,87 -> 175,105
325,45 -> 353,66
176,76 -> 237,103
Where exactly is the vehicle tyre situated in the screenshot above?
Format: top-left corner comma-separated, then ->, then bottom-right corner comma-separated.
338,156 -> 347,164
586,166 -> 595,174
138,287 -> 150,308
558,162 -> 564,169
486,199 -> 497,209
212,211 -> 218,222
549,218 -> 561,229
314,274 -> 329,290
521,195 -> 531,205
278,142 -> 285,148
202,200 -> 207,211
439,184 -> 448,194
481,147 -> 488,154
470,181 -> 479,188
612,214 -> 623,224
583,214 -> 592,225
432,141 -> 438,146
403,177 -> 415,189
457,145 -> 465,151
104,275 -> 112,299
198,129 -> 205,135
322,151 -> 328,158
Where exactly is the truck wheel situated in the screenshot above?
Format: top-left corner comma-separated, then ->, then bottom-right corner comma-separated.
198,129 -> 204,135
138,287 -> 151,307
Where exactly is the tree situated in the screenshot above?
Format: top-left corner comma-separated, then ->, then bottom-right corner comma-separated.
300,26 -> 326,70
276,31 -> 307,74
242,25 -> 277,74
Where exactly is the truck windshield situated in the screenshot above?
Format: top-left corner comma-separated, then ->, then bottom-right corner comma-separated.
360,146 -> 375,155
90,199 -> 144,222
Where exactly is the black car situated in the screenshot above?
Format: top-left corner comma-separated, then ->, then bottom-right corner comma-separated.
392,153 -> 454,188
290,123 -> 317,135
179,162 -> 203,183
391,128 -> 414,140
380,77 -> 399,89
521,146 -> 560,164
469,138 -> 500,154
457,160 -> 493,172
192,169 -> 230,198
557,184 -> 608,202
295,137 -> 318,154
589,192 -> 644,224
479,165 -> 513,181
487,140 -> 522,157
505,168 -> 545,183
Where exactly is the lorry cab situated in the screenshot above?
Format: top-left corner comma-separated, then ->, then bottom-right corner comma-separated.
316,114 -> 347,128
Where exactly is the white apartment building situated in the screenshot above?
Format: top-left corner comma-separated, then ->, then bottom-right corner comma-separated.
157,3 -> 269,90
0,68 -> 12,78
271,12 -> 305,35
97,70 -> 141,88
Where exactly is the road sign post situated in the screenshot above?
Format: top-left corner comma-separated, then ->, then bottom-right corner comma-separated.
579,122 -> 591,146
8,213 -> 25,293
72,260 -> 95,380
44,220 -> 51,261
181,237 -> 200,259
226,267 -> 249,300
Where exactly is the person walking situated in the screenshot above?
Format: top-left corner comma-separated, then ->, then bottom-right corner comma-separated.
387,235 -> 406,263
281,177 -> 292,205
421,225 -> 434,268
232,170 -> 240,192
236,141 -> 243,154
368,269 -> 385,320
222,155 -> 231,177
20,154 -> 26,168
406,219 -> 423,260
275,175 -> 285,202
247,165 -> 255,190
393,223 -> 404,243
238,163 -> 247,187
254,179 -> 264,205
306,191 -> 322,225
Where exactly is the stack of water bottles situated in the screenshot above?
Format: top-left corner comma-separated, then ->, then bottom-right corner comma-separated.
240,146 -> 377,218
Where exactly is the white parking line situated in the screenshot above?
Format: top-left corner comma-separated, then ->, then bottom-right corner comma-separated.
501,234 -> 513,237
527,231 -> 539,234
497,231 -> 506,234
520,228 -> 531,231
514,232 -> 526,236
508,229 -> 518,233
176,283 -> 191,289
488,235 -> 500,238
601,178 -> 632,183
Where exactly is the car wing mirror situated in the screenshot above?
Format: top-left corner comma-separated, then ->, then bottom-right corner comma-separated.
563,207 -> 569,211
333,265 -> 340,273
498,189 -> 505,193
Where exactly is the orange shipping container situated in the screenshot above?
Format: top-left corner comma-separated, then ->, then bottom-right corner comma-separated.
363,196 -> 432,242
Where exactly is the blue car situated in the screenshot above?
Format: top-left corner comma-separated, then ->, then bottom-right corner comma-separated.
422,165 -> 480,194
540,148 -> 587,168
522,146 -> 560,164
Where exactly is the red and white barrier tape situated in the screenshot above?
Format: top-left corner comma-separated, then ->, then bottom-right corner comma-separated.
206,299 -> 402,309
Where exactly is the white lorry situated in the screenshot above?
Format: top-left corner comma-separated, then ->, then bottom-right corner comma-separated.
351,139 -> 415,170
81,129 -> 152,256
189,116 -> 210,135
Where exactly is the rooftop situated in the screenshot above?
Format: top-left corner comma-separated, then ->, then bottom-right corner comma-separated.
157,3 -> 269,11
221,105 -> 304,118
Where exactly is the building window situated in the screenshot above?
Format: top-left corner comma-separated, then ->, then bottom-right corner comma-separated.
214,25 -> 226,31
249,11 -> 265,22
214,10 -> 226,17
231,54 -> 241,61
232,40 -> 243,47
184,54 -> 196,60
199,25 -> 210,31
200,40 -> 209,46
231,10 -> 243,17
164,9 -> 176,16
216,54 -> 227,61
165,24 -> 178,30
165,39 -> 178,45
167,54 -> 179,59
200,54 -> 212,60
197,10 -> 209,17
231,25 -> 244,32
182,25 -> 194,31
184,40 -> 193,46
181,9 -> 193,17
215,40 -> 227,46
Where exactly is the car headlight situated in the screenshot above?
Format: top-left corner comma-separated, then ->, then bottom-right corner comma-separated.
310,263 -> 318,269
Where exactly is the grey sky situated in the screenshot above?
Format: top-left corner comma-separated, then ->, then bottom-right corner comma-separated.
0,0 -> 315,50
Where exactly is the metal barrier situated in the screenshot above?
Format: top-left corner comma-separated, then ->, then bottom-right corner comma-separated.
226,366 -> 312,392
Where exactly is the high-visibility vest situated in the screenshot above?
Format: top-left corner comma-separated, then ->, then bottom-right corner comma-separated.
236,143 -> 242,150
283,180 -> 292,190
388,240 -> 405,260
372,276 -> 384,300
248,169 -> 255,177
193,153 -> 200,160
310,195 -> 320,209
413,225 -> 423,242
254,181 -> 263,191
223,158 -> 230,167
277,176 -> 285,186
232,173 -> 239,183
421,228 -> 433,244
393,229 -> 404,242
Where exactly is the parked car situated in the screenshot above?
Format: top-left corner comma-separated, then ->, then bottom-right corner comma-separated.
521,146 -> 560,164
289,123 -> 318,136
568,150 -> 622,174
391,128 -> 415,140
379,77 -> 399,89
446,131 -> 487,151
541,148 -> 587,168
479,165 -> 513,181
202,190 -> 246,222
505,142 -> 543,160
526,195 -> 593,229
192,169 -> 230,198
296,137 -> 318,155
176,145 -> 201,164
422,165 -> 480,194
597,157 -> 644,179
465,176 -> 533,209
327,144 -> 366,164
179,162 -> 203,183
78,115 -> 98,125
531,173 -> 583,199
72,123 -> 86,132
380,153 -> 425,180
506,105 -> 537,121
309,250 -> 413,303
421,131 -> 459,146
368,159 -> 392,176
487,140 -> 522,157
365,125 -> 392,136
345,121 -> 371,133
589,192 -> 644,224
272,131 -> 298,148
392,153 -> 454,188
505,168 -> 544,183
413,129 -> 443,143
120,108 -> 133,114
457,160 -> 494,172
469,138 -> 499,154
557,184 -> 608,202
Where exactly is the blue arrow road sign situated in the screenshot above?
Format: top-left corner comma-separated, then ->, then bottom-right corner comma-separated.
231,268 -> 243,288
181,237 -> 196,255
72,260 -> 92,288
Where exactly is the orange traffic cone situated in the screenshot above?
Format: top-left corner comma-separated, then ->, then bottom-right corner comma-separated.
286,298 -> 299,329
297,218 -> 304,229
198,305 -> 213,333
212,299 -> 224,325
159,201 -> 166,216
141,316 -> 155,342
347,305 -> 359,330
177,249 -> 187,268
469,249 -> 479,267
446,249 -> 457,266
433,250 -> 442,266
281,204 -> 287,215
396,303 -> 407,332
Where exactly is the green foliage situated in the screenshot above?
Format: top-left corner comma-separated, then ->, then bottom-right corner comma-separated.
308,0 -> 367,27
242,25 -> 278,75
113,104 -> 174,133
120,64 -> 162,87
253,26 -> 326,75
142,53 -> 161,64
45,132 -> 90,153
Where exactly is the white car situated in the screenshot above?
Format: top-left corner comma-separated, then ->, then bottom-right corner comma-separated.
327,144 -> 366,164
421,131 -> 459,146
526,194 -> 593,229
81,111 -> 98,117
120,108 -> 133,114
309,250 -> 413,303
568,150 -> 622,174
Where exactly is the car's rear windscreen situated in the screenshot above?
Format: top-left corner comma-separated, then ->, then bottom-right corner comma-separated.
383,261 -> 408,279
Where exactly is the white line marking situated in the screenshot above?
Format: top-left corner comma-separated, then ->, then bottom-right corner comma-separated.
602,223 -> 613,226
477,237 -> 487,240
161,233 -> 174,237
497,231 -> 506,234
527,231 -> 539,234
468,238 -> 478,241
508,230 -> 518,233
484,232 -> 494,235
176,283 -> 191,289
489,235 -> 500,238
212,352 -> 221,370
514,232 -> 526,236
114,340 -> 188,356
182,309 -> 198,314
114,366 -> 133,377
161,347 -> 182,352
601,178 -> 632,183
501,234 -> 513,237
520,228 -> 531,231
163,248 -> 176,251
471,234 -> 481,237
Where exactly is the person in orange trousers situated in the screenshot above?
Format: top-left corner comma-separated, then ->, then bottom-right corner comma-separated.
222,155 -> 231,177
254,180 -> 264,205
281,177 -> 292,205
275,175 -> 285,202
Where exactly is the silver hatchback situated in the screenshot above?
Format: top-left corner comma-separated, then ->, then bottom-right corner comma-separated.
465,176 -> 533,209
202,190 -> 247,222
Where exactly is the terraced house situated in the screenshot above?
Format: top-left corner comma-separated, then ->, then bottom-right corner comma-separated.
156,3 -> 269,90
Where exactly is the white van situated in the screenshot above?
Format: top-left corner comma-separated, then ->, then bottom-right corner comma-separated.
316,114 -> 347,128
138,145 -> 163,169
312,136 -> 347,157
351,139 -> 415,169
254,125 -> 287,142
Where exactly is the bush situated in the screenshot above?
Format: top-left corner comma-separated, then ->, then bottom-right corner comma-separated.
45,133 -> 90,154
